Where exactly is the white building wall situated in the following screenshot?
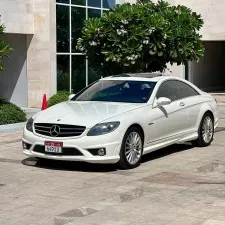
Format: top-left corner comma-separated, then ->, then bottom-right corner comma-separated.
166,0 -> 225,41
117,0 -> 137,4
0,0 -> 56,108
165,63 -> 185,79
0,0 -> 34,34
27,0 -> 56,107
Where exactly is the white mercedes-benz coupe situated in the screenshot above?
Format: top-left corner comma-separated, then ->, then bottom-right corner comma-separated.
22,73 -> 219,169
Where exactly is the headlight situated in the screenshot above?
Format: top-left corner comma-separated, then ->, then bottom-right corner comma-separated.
87,122 -> 120,136
26,117 -> 34,132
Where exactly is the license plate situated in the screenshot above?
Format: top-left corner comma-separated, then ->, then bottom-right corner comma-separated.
45,141 -> 63,153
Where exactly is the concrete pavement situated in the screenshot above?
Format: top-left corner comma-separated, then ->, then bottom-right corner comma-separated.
0,107 -> 225,225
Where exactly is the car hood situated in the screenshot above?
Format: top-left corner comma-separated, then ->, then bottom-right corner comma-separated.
34,101 -> 145,128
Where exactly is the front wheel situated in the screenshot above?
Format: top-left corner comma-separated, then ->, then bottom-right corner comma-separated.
118,127 -> 144,169
193,112 -> 214,147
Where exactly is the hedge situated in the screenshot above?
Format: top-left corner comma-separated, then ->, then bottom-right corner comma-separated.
48,91 -> 71,107
0,99 -> 27,125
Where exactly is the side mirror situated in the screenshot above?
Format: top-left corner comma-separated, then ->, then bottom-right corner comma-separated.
157,97 -> 171,107
68,94 -> 75,101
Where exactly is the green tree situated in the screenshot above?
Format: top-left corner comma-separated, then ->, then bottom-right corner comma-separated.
0,18 -> 12,71
77,0 -> 204,74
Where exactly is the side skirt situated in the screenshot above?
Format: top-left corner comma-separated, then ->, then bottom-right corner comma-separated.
143,131 -> 198,155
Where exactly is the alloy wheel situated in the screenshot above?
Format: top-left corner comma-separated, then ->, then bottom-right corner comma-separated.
125,132 -> 142,165
202,116 -> 213,144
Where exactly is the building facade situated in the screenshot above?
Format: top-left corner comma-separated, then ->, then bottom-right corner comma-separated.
0,0 -> 224,108
0,0 -> 56,107
165,0 -> 225,92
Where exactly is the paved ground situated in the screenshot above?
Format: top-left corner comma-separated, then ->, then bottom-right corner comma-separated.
1,107 -> 225,225
210,92 -> 225,104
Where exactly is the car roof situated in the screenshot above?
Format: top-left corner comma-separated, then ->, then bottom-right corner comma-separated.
100,73 -> 203,95
101,73 -> 176,82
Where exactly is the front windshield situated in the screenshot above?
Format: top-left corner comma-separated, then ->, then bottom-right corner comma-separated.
72,80 -> 157,103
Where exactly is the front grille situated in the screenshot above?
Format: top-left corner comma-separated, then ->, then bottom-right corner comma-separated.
33,145 -> 83,156
34,123 -> 86,137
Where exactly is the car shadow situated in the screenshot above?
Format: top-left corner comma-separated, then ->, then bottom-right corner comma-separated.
21,143 -> 194,172
21,157 -> 117,173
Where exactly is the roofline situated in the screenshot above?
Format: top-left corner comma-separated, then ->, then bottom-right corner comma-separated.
109,72 -> 163,79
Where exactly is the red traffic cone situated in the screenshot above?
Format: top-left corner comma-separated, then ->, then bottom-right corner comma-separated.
41,94 -> 48,110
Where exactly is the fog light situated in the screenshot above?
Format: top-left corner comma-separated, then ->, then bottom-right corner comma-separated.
23,142 -> 27,149
86,148 -> 106,156
98,148 -> 105,156
22,142 -> 31,150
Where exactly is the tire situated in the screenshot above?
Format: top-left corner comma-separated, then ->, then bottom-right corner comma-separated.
193,112 -> 214,147
118,127 -> 144,170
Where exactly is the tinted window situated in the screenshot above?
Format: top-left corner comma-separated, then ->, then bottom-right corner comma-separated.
156,81 -> 179,102
72,80 -> 157,103
176,81 -> 199,99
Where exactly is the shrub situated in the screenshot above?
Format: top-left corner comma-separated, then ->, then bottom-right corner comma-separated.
0,99 -> 26,125
48,91 -> 71,107
77,0 -> 204,73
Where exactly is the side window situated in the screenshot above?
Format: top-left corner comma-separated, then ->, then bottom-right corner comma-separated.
156,81 -> 179,102
176,81 -> 199,99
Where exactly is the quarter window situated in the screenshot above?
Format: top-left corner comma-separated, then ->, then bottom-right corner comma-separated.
156,81 -> 179,102
176,81 -> 199,99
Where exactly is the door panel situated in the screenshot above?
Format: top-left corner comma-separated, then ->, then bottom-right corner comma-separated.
146,79 -> 203,145
146,80 -> 187,144
146,101 -> 187,144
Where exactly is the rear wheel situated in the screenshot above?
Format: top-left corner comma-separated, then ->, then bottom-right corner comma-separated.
118,127 -> 144,169
193,112 -> 214,147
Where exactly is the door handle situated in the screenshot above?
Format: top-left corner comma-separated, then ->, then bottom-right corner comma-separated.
180,102 -> 185,107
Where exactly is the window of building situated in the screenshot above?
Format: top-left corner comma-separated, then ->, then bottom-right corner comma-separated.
56,0 -> 115,93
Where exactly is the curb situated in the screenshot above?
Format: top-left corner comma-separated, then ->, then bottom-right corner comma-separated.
0,108 -> 40,133
22,108 -> 40,120
0,122 -> 26,133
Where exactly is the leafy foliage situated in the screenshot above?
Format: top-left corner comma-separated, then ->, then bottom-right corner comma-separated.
0,18 -> 13,71
77,0 -> 204,73
0,99 -> 26,125
48,91 -> 71,107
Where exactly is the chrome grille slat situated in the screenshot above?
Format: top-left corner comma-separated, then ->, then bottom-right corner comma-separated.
60,127 -> 85,131
34,123 -> 86,137
34,125 -> 51,129
35,128 -> 50,133
59,132 -> 83,134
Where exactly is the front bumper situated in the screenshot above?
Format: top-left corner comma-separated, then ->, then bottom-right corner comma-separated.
22,128 -> 121,164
